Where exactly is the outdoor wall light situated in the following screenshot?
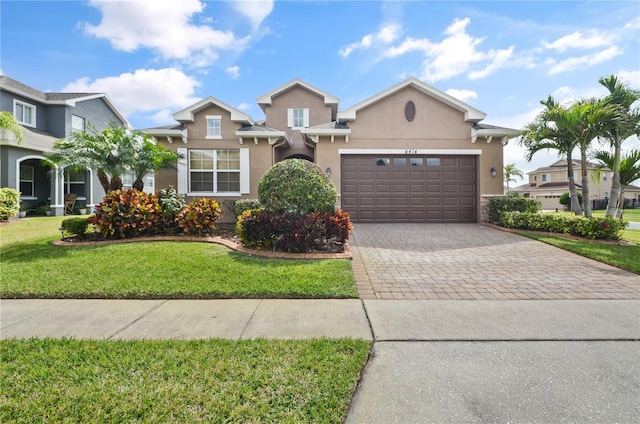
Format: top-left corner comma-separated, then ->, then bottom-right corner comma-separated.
326,167 -> 331,177
490,167 -> 497,177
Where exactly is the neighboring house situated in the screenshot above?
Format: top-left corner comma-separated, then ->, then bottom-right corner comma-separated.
145,77 -> 519,223
0,76 -> 129,216
511,159 -> 640,210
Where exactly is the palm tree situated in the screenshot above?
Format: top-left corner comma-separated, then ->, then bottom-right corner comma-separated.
572,97 -> 621,217
520,96 -> 583,215
0,111 -> 23,143
503,163 -> 524,191
593,149 -> 640,216
598,75 -> 640,218
46,122 -> 181,193
130,138 -> 182,191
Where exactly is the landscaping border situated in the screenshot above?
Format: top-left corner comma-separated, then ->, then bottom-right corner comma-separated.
53,235 -> 353,260
481,222 -> 637,246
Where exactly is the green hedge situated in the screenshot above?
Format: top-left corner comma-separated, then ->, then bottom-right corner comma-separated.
0,188 -> 20,221
487,193 -> 540,223
61,217 -> 91,238
499,212 -> 627,240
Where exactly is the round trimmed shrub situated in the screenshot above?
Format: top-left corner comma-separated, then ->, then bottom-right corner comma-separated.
258,159 -> 337,214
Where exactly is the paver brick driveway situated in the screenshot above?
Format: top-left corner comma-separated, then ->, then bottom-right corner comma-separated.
350,223 -> 640,300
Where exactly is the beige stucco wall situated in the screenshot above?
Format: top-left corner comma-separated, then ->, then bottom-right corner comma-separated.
315,86 -> 504,203
263,86 -> 333,161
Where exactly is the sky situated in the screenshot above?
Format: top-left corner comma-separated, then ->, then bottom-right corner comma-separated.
1,0 -> 639,186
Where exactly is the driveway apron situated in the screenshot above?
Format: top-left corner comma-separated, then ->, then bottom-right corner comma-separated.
349,223 -> 640,300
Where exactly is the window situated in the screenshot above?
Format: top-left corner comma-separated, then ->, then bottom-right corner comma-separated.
65,170 -> 86,197
602,172 -> 607,181
392,158 -> 407,167
376,158 -> 390,166
71,115 -> 85,132
426,158 -> 441,167
206,115 -> 221,139
19,165 -> 34,197
287,108 -> 309,128
189,149 -> 240,193
410,158 -> 423,167
122,173 -> 134,190
541,173 -> 550,182
14,99 -> 35,127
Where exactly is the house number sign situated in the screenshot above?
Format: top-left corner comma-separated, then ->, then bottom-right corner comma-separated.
405,149 -> 418,154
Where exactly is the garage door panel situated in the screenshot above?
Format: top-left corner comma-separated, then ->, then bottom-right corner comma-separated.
342,155 -> 477,223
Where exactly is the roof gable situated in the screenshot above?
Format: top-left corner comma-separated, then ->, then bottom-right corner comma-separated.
337,77 -> 486,123
173,96 -> 254,124
256,78 -> 339,109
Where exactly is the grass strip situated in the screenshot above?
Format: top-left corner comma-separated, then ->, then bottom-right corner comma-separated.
1,338 -> 371,423
516,231 -> 640,274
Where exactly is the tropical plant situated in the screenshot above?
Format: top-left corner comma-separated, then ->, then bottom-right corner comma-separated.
503,163 -> 524,191
177,198 -> 222,236
0,111 -> 23,143
597,75 -> 640,218
46,122 -> 181,193
520,96 -> 583,215
592,148 -> 640,216
90,189 -> 163,238
0,188 -> 20,220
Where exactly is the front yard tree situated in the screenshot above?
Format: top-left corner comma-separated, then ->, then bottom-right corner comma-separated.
598,75 -> 640,218
520,96 -> 583,215
593,148 -> 640,216
503,163 -> 524,191
47,123 -> 180,192
0,111 -> 23,143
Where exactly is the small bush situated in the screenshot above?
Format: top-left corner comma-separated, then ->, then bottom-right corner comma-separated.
236,209 -> 353,253
0,188 -> 20,220
157,186 -> 185,232
233,199 -> 262,217
90,189 -> 162,239
500,211 -> 626,240
258,159 -> 337,214
61,217 -> 90,239
177,198 -> 222,236
487,192 -> 540,223
559,192 -> 582,209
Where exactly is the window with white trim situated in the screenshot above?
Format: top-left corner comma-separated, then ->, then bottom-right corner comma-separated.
19,165 -> 34,197
206,115 -> 222,139
122,173 -> 134,190
189,149 -> 240,193
287,108 -> 309,128
14,99 -> 35,127
602,172 -> 607,181
71,115 -> 85,132
65,170 -> 86,197
541,173 -> 551,182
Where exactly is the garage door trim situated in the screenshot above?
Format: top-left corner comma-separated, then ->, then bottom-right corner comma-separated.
339,148 -> 483,155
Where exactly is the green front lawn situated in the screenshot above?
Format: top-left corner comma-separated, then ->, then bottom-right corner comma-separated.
0,217 -> 357,299
592,208 -> 640,222
1,338 -> 371,423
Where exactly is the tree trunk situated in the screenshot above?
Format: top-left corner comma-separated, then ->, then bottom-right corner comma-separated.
109,176 -> 123,191
566,153 -> 582,215
132,178 -> 144,191
581,149 -> 592,217
616,190 -> 625,219
97,169 -> 110,193
605,142 -> 622,218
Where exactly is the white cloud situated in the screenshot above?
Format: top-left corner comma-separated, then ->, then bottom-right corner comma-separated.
230,0 -> 274,30
339,24 -> 402,58
236,102 -> 251,111
383,18 -> 514,82
82,0 -> 249,67
542,30 -> 615,52
226,65 -> 240,79
548,45 -> 622,75
445,88 -> 477,103
617,70 -> 640,88
62,68 -> 200,121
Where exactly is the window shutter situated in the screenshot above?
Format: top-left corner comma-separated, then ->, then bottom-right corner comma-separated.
287,109 -> 294,127
303,109 -> 309,128
240,148 -> 250,194
176,148 -> 188,194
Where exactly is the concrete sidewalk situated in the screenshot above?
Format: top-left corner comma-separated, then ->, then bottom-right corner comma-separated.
2,299 -> 639,341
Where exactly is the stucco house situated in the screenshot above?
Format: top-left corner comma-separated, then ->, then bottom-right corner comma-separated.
511,159 -> 640,210
145,77 -> 519,223
0,76 -> 129,216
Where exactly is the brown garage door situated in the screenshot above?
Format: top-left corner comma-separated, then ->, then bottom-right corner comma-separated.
341,155 -> 477,223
